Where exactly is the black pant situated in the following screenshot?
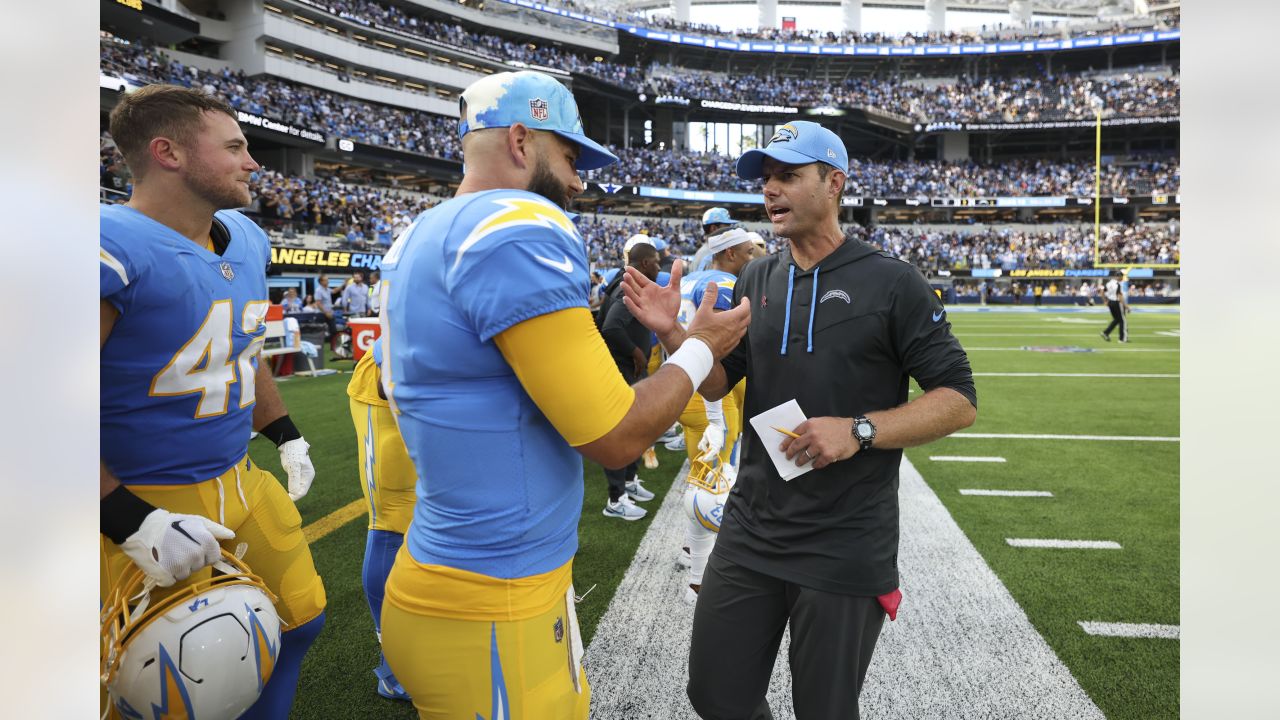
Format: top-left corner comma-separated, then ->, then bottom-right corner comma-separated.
1104,300 -> 1127,340
688,552 -> 885,720
604,461 -> 638,503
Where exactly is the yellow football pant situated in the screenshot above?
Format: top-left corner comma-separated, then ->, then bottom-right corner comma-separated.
382,589 -> 590,720
99,454 -> 327,629
350,398 -> 417,534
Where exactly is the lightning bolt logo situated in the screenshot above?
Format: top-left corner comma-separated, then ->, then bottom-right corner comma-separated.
150,645 -> 195,719
246,603 -> 279,692
453,198 -> 578,271
476,623 -> 510,720
364,405 -> 377,527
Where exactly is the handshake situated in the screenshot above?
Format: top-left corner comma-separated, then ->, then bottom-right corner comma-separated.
620,260 -> 751,367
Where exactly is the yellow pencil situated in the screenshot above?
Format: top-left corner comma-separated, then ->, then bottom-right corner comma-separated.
771,425 -> 801,439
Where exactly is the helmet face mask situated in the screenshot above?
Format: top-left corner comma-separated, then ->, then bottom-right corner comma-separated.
686,459 -> 735,494
102,549 -> 282,720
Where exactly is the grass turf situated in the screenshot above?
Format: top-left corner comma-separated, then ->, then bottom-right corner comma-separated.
253,310 -> 1178,719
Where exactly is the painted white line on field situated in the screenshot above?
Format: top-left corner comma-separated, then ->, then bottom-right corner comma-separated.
963,346 -> 1180,353
953,433 -> 1179,442
957,333 -> 1176,337
587,459 -> 1104,719
972,372 -> 1178,378
1007,539 -> 1122,550
930,455 -> 1007,463
960,489 -> 1054,497
1078,621 -> 1179,639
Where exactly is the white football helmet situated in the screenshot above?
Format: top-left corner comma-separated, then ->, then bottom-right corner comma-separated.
101,548 -> 282,720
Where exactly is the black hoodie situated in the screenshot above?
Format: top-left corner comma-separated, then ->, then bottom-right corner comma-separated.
717,237 -> 976,596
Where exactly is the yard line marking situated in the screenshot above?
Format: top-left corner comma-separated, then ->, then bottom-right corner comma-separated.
953,433 -> 1179,442
930,455 -> 1007,463
956,332 -> 1179,337
972,372 -> 1178,378
960,489 -> 1053,497
302,499 -> 366,543
963,346 -> 1180,352
1078,621 -> 1179,639
586,458 -> 1105,719
1007,539 -> 1122,550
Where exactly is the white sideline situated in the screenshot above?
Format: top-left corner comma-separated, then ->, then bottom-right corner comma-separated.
1078,621 -> 1180,639
930,455 -> 1007,462
952,432 -> 1179,442
1007,539 -> 1122,550
972,372 -> 1178,378
585,458 -> 1103,719
960,489 -> 1053,497
964,346 -> 1180,352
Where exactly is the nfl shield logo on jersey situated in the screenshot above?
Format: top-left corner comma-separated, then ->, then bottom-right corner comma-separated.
529,98 -> 549,121
220,262 -> 236,281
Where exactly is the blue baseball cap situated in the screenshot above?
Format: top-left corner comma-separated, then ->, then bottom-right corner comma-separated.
701,207 -> 737,226
735,121 -> 848,180
458,71 -> 619,171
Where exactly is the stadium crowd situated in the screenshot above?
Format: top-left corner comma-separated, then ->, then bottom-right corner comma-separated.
103,126 -> 1178,272
101,132 -> 439,249
647,65 -> 1179,121
105,30 -> 1177,139
591,149 -> 1180,197
514,0 -> 1178,46
864,220 -> 1179,271
293,0 -> 646,91
101,38 -> 463,159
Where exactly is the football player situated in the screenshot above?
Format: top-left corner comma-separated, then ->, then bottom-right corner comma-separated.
99,84 -> 326,719
675,227 -> 765,592
377,70 -> 750,720
347,337 -> 414,700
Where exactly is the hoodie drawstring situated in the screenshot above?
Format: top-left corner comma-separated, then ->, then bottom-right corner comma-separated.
780,264 -> 821,355
807,266 -> 820,353
780,265 -> 796,356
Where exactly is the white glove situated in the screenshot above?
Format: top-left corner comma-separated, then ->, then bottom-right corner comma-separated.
120,509 -> 234,587
279,437 -> 315,501
697,422 -> 726,462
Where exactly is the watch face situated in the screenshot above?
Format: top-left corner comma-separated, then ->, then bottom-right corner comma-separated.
856,422 -> 873,438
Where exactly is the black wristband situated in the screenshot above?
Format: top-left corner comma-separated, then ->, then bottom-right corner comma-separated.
259,414 -> 302,447
101,484 -> 157,545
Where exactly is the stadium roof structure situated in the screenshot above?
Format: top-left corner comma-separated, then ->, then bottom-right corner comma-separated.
615,0 -> 1176,17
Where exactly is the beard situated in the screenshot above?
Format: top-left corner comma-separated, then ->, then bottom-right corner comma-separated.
185,155 -> 252,210
526,156 -> 571,210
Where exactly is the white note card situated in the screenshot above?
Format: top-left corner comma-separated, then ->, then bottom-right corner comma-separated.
748,399 -> 814,481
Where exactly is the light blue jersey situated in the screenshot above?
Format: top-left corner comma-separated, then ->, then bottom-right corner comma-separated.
380,189 -> 591,579
100,206 -> 271,485
678,269 -> 736,329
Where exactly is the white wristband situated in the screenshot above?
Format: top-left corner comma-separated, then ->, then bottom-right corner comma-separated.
703,397 -> 725,426
663,337 -> 714,389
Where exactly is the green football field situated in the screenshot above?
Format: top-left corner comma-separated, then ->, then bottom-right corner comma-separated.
250,308 -> 1180,720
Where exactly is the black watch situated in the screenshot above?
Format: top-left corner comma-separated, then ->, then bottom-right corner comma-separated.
851,416 -> 876,452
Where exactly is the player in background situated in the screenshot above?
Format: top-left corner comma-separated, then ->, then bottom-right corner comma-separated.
689,207 -> 741,273
675,227 -> 765,599
377,70 -> 750,719
347,337 -> 414,701
99,84 -> 326,718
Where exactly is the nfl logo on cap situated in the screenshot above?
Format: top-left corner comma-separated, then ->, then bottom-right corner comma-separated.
529,98 -> 549,121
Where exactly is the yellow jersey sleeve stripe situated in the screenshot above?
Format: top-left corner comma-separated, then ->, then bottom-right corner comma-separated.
100,248 -> 129,287
495,307 -> 635,447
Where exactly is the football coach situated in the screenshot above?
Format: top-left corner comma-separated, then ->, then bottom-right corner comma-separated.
622,120 -> 978,719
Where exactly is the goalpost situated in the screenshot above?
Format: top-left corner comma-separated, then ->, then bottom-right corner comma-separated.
1092,108 -> 1180,271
